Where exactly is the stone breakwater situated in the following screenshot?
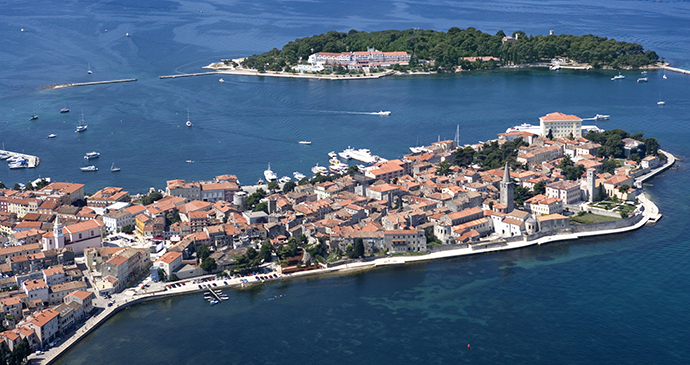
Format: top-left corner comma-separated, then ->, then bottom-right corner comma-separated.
36,151 -> 675,365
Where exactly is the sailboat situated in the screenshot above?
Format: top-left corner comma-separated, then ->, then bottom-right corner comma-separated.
110,162 -> 121,172
87,63 -> 92,74
60,103 -> 70,113
76,110 -> 87,132
658,73 -> 666,105
186,109 -> 192,127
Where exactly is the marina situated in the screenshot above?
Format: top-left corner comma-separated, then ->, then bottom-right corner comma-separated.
0,149 -> 40,168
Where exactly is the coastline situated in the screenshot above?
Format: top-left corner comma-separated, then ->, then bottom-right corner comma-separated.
36,149 -> 676,365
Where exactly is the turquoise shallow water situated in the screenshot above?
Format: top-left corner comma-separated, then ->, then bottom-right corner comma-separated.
2,0 -> 690,363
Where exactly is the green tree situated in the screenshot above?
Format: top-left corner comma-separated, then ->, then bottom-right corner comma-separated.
0,182 -> 5,189
246,188 -> 266,208
345,244 -> 355,259
353,238 -> 365,258
196,244 -> 211,262
453,146 -> 476,167
514,185 -> 533,207
122,225 -> 134,234
170,274 -> 179,282
24,181 -> 34,191
618,184 -> 631,193
601,158 -> 620,174
267,181 -> 279,191
298,177 -> 309,185
533,181 -> 546,195
253,202 -> 269,214
644,138 -> 660,155
546,128 -> 554,140
200,257 -> 218,273
13,183 -> 20,191
436,160 -> 452,176
282,181 -> 296,193
141,191 -> 163,205
259,240 -> 273,262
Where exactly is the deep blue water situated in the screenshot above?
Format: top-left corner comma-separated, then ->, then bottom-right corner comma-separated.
2,0 -> 690,363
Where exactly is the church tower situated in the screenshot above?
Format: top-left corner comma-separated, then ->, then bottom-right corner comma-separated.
500,162 -> 515,212
587,168 -> 596,202
53,216 -> 65,250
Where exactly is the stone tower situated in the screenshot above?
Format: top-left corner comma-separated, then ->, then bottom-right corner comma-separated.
587,168 -> 596,202
46,215 -> 65,251
500,162 -> 515,212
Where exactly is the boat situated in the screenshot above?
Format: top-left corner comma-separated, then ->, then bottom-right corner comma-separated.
549,65 -> 560,70
47,134 -> 56,139
87,63 -> 92,74
327,151 -> 337,159
293,171 -> 306,180
209,299 -> 219,305
219,78 -> 224,82
84,151 -> 100,160
80,165 -> 98,172
264,163 -> 277,182
278,176 -> 291,184
60,104 -> 70,113
593,114 -> 610,121
338,147 -> 354,160
30,114 -> 38,120
329,157 -> 341,165
311,164 -> 328,175
641,71 -> 648,74
126,32 -> 130,37
409,146 -> 425,153
373,110 -> 391,116
110,162 -> 121,172
186,160 -> 194,163
8,161 -> 27,169
257,178 -> 264,185
663,74 -> 667,79
298,141 -> 311,145
637,77 -> 648,83
657,101 -> 666,105
76,110 -> 87,133
186,109 -> 192,127
329,162 -> 349,174
611,73 -> 625,80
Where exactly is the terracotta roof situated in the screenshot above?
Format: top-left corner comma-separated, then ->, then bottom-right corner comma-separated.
540,112 -> 581,122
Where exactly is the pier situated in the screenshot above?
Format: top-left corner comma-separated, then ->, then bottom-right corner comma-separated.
0,149 -> 40,168
46,78 -> 137,90
159,72 -> 219,79
661,65 -> 690,75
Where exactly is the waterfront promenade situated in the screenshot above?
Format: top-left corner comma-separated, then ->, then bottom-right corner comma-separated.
35,151 -> 675,365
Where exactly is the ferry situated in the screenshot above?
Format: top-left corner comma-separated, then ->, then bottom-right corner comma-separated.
293,171 -> 306,180
84,151 -> 100,160
264,163 -> 277,182
80,165 -> 98,172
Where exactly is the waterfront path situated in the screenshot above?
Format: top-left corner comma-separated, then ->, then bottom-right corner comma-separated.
35,151 -> 676,365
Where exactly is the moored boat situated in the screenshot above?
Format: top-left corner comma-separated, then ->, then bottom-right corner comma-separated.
80,165 -> 98,172
84,151 -> 100,160
298,141 -> 311,145
47,134 -> 57,139
264,163 -> 277,182
30,114 -> 38,120
293,171 -> 306,180
637,77 -> 648,83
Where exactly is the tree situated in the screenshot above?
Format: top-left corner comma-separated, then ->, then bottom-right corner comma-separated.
644,138 -> 659,155
141,191 -> 163,205
453,146 -> 476,167
122,225 -> 134,234
170,274 -> 179,282
602,158 -> 620,174
24,181 -> 34,191
267,181 -> 279,191
196,244 -> 211,262
345,244 -> 355,259
533,181 -> 546,195
353,238 -> 365,258
514,185 -> 533,207
618,184 -> 631,193
546,128 -> 554,140
282,181 -> 296,193
596,184 -> 607,202
35,178 -> 50,189
200,257 -> 217,273
253,202 -> 269,214
13,183 -> 20,191
298,177 -> 309,185
259,240 -> 273,262
246,188 -> 266,208
436,160 -> 451,176
0,182 -> 5,189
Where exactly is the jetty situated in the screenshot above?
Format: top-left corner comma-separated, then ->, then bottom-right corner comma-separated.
0,149 -> 40,168
46,78 -> 137,90
159,72 -> 219,79
661,65 -> 690,75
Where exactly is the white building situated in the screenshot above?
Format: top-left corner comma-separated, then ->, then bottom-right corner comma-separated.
539,112 -> 583,139
155,251 -> 183,280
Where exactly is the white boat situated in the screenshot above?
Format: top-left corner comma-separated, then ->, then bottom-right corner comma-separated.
8,159 -> 27,169
30,114 -> 38,120
329,163 -> 348,174
349,148 -> 380,164
186,160 -> 194,163
373,110 -> 391,116
505,123 -> 536,133
80,165 -> 98,172
641,71 -> 648,75
88,63 -> 92,74
264,163 -> 277,182
593,114 -> 610,121
657,101 -> 666,105
611,73 -> 625,80
76,110 -> 87,133
327,151 -> 337,159
111,162 -> 121,172
311,164 -> 328,175
84,151 -> 100,160
60,104 -> 70,113
293,171 -> 306,180
278,176 -> 291,184
298,141 -> 311,145
329,157 -> 341,165
663,74 -> 667,79
549,65 -> 560,70
339,147 -> 354,160
637,77 -> 648,83
47,134 -> 57,139
219,78 -> 224,82
409,146 -> 425,153
186,109 -> 192,127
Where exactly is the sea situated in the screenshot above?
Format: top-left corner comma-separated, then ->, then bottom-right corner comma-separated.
2,0 -> 689,363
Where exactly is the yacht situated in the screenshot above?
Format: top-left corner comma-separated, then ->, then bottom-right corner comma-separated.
84,151 -> 100,160
327,151 -> 337,159
409,146 -> 426,153
373,110 -> 391,116
298,141 -> 311,145
80,165 -> 98,172
278,176 -> 291,184
329,163 -> 349,174
293,171 -> 306,180
47,134 -> 57,139
76,110 -> 87,133
329,157 -> 341,165
311,164 -> 328,175
637,77 -> 648,83
657,101 -> 666,105
264,163 -> 277,182
339,147 -> 354,160
60,105 -> 70,113
186,160 -> 194,163
110,162 -> 121,172
611,73 -> 625,80
641,71 -> 648,75
30,114 -> 38,120
8,158 -> 28,169
593,114 -> 610,121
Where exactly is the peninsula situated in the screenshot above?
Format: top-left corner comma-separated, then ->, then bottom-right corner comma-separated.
206,28 -> 661,77
0,113 -> 674,364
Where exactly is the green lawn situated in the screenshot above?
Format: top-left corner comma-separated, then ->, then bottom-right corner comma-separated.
570,212 -> 620,224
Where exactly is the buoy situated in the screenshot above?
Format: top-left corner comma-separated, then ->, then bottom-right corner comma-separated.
467,344 -> 470,349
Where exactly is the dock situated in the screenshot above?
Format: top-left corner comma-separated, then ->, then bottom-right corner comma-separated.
0,149 -> 40,168
661,65 -> 690,75
46,78 -> 137,90
159,72 -> 219,79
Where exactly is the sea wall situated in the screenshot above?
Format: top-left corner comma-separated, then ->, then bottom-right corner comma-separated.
569,213 -> 644,233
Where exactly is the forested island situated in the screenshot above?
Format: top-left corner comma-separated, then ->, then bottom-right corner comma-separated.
237,28 -> 660,73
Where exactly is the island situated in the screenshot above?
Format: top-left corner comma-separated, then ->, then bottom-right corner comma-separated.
206,28 -> 662,78
0,111 -> 674,364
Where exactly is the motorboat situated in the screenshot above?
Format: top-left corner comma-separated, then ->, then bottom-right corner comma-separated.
298,141 -> 311,145
8,159 -> 27,169
327,151 -> 337,159
264,163 -> 277,182
80,165 -> 98,172
549,65 -> 560,70
219,78 -> 224,82
641,71 -> 648,74
84,151 -> 100,160
339,147 -> 354,160
311,164 -> 328,175
185,109 -> 193,127
409,146 -> 425,153
329,157 -> 341,165
293,171 -> 306,180
60,105 -> 70,113
329,163 -> 349,174
257,178 -> 265,185
110,162 -> 121,172
593,114 -> 610,121
657,101 -> 666,105
186,160 -> 194,163
637,77 -> 648,83
47,134 -> 57,138
373,110 -> 391,116
30,114 -> 38,120
88,63 -> 92,74
611,73 -> 625,80
278,176 -> 291,184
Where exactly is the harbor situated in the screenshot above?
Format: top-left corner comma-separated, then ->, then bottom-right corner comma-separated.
0,149 -> 40,168
45,78 -> 137,90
